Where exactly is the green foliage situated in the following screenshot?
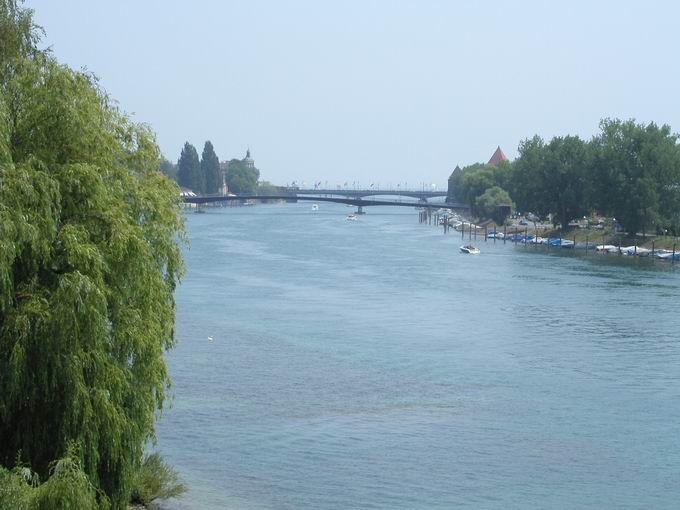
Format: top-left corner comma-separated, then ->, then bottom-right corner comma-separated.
591,118 -> 680,234
159,156 -> 176,181
0,0 -> 43,85
33,447 -> 101,510
177,141 -> 201,192
130,453 -> 187,507
0,464 -> 36,510
476,186 -> 513,225
200,140 -> 221,194
0,3 -> 185,509
226,158 -> 260,194
257,180 -> 278,194
463,121 -> 680,235
0,446 -> 103,510
511,134 -> 590,228
451,162 -> 509,215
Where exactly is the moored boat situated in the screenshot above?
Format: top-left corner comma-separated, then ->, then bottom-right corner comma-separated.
596,244 -> 619,253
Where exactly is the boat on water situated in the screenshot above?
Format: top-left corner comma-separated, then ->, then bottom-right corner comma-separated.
460,244 -> 480,254
312,203 -> 319,211
655,250 -> 680,261
596,244 -> 619,253
346,214 -> 358,221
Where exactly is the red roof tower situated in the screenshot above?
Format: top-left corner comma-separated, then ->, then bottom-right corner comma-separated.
487,146 -> 508,166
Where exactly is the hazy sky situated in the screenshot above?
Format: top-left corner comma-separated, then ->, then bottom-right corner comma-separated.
30,0 -> 680,188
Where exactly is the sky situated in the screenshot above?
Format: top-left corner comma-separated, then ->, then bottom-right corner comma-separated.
29,0 -> 680,189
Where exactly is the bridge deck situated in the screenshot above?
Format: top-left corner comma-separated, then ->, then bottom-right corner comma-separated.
184,194 -> 468,210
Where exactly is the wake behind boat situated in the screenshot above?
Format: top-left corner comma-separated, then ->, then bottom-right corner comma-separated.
460,244 -> 480,254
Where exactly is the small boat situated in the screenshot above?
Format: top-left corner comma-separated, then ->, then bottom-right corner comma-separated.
346,214 -> 358,221
628,247 -> 652,257
656,251 -> 680,261
312,203 -> 319,211
596,244 -> 619,253
460,244 -> 480,254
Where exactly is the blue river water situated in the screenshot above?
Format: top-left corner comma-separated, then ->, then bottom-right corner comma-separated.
158,203 -> 680,509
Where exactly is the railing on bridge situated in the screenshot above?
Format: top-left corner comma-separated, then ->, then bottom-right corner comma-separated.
287,188 -> 448,199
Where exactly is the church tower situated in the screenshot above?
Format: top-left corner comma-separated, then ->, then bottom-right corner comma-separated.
243,148 -> 255,169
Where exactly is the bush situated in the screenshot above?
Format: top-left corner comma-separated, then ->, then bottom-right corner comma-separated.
0,445 -> 104,510
130,453 -> 187,507
0,465 -> 35,510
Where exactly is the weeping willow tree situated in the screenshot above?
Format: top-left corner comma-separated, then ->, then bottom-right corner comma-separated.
0,1 -> 184,508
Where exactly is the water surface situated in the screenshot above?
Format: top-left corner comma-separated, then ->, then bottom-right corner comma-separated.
159,203 -> 680,509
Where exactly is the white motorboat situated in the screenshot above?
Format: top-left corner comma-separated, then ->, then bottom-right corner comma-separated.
346,214 -> 358,221
460,244 -> 480,254
596,244 -> 618,253
312,203 -> 319,211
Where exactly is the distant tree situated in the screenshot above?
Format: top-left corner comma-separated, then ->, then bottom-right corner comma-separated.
509,135 -> 590,228
159,156 -> 177,181
226,159 -> 260,194
177,142 -> 202,192
476,186 -> 513,225
200,141 -> 221,194
507,135 -> 549,216
542,135 -> 591,228
257,180 -> 278,194
590,119 -> 680,234
455,162 -> 509,215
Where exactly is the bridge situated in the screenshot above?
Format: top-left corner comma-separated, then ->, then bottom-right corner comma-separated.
289,188 -> 447,200
183,194 -> 469,213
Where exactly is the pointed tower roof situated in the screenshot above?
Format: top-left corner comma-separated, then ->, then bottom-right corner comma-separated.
487,146 -> 508,166
449,165 -> 461,179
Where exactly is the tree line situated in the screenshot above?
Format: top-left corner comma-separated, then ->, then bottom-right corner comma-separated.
450,119 -> 680,235
160,142 -> 261,194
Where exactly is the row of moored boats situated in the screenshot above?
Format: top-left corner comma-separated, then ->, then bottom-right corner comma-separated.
488,232 -> 679,260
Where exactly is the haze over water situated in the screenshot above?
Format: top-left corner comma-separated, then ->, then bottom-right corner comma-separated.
159,204 -> 680,509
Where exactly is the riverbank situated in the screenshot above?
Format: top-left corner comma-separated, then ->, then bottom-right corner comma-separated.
443,214 -> 679,251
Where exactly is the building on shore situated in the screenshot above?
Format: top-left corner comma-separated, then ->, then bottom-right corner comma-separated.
242,148 -> 254,169
179,187 -> 197,208
446,165 -> 461,203
447,147 -> 509,201
487,146 -> 508,166
218,149 -> 256,195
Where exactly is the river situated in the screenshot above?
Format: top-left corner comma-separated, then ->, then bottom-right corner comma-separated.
158,203 -> 680,509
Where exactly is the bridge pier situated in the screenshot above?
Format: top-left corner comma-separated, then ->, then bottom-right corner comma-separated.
356,205 -> 365,215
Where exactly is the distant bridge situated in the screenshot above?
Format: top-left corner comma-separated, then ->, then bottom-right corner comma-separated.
290,188 -> 448,200
183,194 -> 469,213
